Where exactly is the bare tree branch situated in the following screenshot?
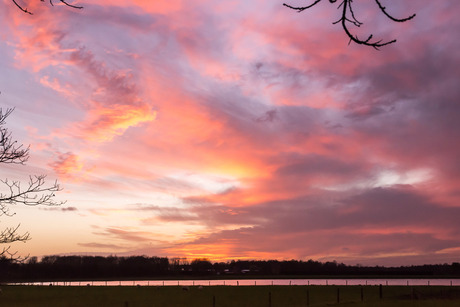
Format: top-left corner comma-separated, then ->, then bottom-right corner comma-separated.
0,108 -> 30,165
0,175 -> 64,207
0,224 -> 29,244
0,108 -> 65,261
11,0 -> 32,14
374,0 -> 416,23
11,0 -> 82,15
58,0 -> 83,10
282,0 -> 323,13
283,0 -> 416,49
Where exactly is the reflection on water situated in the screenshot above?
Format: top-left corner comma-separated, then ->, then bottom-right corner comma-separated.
15,278 -> 460,287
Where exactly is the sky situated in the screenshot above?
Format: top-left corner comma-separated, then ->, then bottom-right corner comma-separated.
0,0 -> 459,267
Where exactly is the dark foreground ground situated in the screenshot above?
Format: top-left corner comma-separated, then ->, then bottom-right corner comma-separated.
1,285 -> 460,307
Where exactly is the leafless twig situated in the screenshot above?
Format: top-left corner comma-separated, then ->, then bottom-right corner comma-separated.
11,0 -> 83,14
283,0 -> 416,49
0,108 -> 65,260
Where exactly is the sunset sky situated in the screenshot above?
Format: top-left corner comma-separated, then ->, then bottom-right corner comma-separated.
1,0 -> 459,266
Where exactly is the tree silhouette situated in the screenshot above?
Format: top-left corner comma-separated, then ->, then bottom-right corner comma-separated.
11,0 -> 82,15
0,108 -> 64,261
284,0 -> 416,49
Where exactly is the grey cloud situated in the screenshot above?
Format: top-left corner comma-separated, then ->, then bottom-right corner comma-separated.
93,227 -> 155,243
275,153 -> 363,178
144,185 -> 460,235
41,206 -> 78,212
157,185 -> 460,264
78,242 -> 125,250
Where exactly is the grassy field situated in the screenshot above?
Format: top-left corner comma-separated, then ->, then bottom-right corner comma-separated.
1,285 -> 460,307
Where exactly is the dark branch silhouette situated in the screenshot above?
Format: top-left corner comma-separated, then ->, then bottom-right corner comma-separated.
11,0 -> 83,15
0,109 -> 29,164
283,0 -> 416,49
0,107 -> 64,261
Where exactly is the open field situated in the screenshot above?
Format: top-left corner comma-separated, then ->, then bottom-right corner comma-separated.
1,285 -> 460,307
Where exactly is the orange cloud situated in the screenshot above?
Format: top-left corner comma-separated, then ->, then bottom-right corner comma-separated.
77,103 -> 156,142
49,151 -> 84,179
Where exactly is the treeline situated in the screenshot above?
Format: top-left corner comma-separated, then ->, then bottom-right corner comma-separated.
1,255 -> 460,282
